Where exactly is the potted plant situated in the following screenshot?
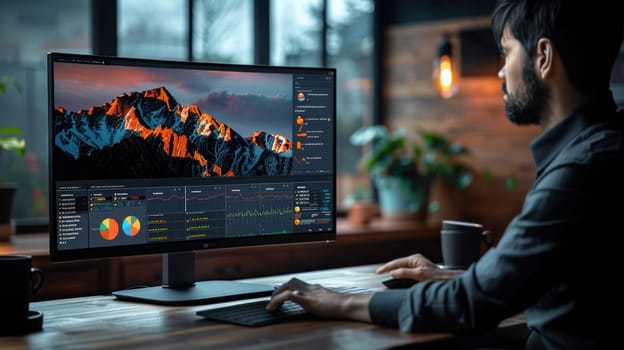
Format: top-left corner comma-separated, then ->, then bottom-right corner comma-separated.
0,77 -> 25,155
350,125 -> 472,221
0,76 -> 25,239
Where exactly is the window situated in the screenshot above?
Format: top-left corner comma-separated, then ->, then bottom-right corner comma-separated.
0,0 -> 374,226
270,0 -> 375,203
121,0 -> 375,205
193,0 -> 253,64
118,0 -> 188,60
326,0 -> 374,177
270,0 -> 323,67
0,0 -> 91,225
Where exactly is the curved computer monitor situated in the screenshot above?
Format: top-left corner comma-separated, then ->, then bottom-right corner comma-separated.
47,52 -> 336,305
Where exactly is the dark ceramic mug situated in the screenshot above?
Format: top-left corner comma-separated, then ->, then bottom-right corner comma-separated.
0,254 -> 44,335
440,220 -> 494,269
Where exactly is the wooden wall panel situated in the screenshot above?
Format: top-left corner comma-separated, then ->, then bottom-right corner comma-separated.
384,18 -> 542,237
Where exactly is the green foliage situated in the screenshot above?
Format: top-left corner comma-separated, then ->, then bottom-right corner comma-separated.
504,173 -> 517,191
0,76 -> 25,156
482,169 -> 518,191
350,125 -> 473,190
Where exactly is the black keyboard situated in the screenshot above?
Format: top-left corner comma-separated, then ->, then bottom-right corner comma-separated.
196,286 -> 373,327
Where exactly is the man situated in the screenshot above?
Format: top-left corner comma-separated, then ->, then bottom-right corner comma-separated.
267,0 -> 624,348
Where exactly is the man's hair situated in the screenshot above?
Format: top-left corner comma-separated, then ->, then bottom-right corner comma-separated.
491,0 -> 623,96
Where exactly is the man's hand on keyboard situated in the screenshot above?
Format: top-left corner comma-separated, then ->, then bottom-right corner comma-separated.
266,278 -> 373,322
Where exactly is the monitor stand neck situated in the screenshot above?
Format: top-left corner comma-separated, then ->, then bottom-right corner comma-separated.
111,251 -> 275,305
163,251 -> 196,288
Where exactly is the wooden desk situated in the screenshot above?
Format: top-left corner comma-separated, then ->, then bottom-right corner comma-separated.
1,264 -> 527,350
1,219 -> 443,301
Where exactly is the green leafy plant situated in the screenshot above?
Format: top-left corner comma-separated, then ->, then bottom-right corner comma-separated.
0,76 -> 25,156
350,125 -> 472,190
349,125 -> 473,219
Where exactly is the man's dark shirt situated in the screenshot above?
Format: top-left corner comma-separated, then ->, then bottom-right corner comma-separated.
369,92 -> 624,349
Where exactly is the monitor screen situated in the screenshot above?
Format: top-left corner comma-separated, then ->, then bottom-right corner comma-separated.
47,52 -> 336,305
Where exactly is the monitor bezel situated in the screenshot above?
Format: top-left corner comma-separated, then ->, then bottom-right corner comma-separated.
47,52 -> 337,263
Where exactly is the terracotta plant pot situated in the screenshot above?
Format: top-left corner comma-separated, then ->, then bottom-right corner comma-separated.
347,202 -> 379,227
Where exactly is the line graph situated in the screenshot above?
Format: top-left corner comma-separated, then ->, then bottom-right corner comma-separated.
186,185 -> 226,212
146,187 -> 185,213
225,183 -> 294,235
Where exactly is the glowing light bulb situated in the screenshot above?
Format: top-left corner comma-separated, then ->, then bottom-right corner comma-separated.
437,55 -> 455,98
433,34 -> 458,99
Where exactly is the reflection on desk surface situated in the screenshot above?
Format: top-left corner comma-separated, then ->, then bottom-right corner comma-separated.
3,264 -> 527,350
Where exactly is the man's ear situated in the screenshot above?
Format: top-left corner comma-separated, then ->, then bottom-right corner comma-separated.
535,38 -> 554,80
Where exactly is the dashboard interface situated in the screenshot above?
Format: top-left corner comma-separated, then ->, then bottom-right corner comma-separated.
48,53 -> 336,260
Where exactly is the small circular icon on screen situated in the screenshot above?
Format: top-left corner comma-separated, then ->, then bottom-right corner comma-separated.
297,92 -> 305,102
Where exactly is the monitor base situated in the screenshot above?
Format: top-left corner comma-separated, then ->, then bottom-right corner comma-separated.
113,280 -> 274,306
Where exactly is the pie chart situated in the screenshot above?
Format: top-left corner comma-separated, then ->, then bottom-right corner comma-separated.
100,218 -> 119,241
122,215 -> 141,237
